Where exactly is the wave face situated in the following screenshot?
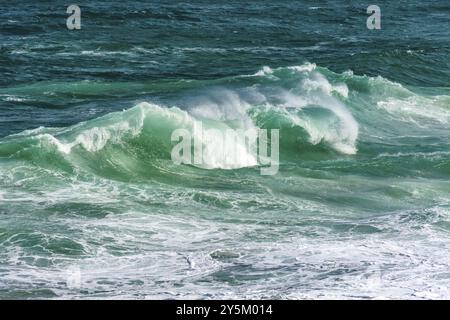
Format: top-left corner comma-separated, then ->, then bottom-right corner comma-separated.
0,64 -> 362,176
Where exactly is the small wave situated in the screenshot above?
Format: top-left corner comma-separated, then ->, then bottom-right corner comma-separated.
0,94 -> 28,102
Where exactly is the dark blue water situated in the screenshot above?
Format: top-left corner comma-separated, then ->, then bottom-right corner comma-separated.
1,1 -> 449,136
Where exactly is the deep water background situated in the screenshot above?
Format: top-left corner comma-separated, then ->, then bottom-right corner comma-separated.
1,0 -> 449,136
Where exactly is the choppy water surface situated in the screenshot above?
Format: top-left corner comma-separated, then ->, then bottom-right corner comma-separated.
0,1 -> 450,299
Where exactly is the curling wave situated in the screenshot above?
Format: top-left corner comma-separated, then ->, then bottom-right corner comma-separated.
1,63 -> 449,181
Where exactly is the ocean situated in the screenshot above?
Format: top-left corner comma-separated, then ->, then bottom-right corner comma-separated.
0,0 -> 449,299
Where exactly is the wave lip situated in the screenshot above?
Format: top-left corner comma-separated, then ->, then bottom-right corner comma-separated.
249,64 -> 359,155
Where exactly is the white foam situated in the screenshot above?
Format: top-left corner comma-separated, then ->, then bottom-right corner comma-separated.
302,71 -> 349,98
253,66 -> 274,76
35,103 -> 150,154
377,151 -> 450,159
288,62 -> 317,73
377,96 -> 450,125
0,94 -> 27,102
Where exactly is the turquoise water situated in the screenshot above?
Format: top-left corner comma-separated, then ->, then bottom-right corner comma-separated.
0,1 -> 450,299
